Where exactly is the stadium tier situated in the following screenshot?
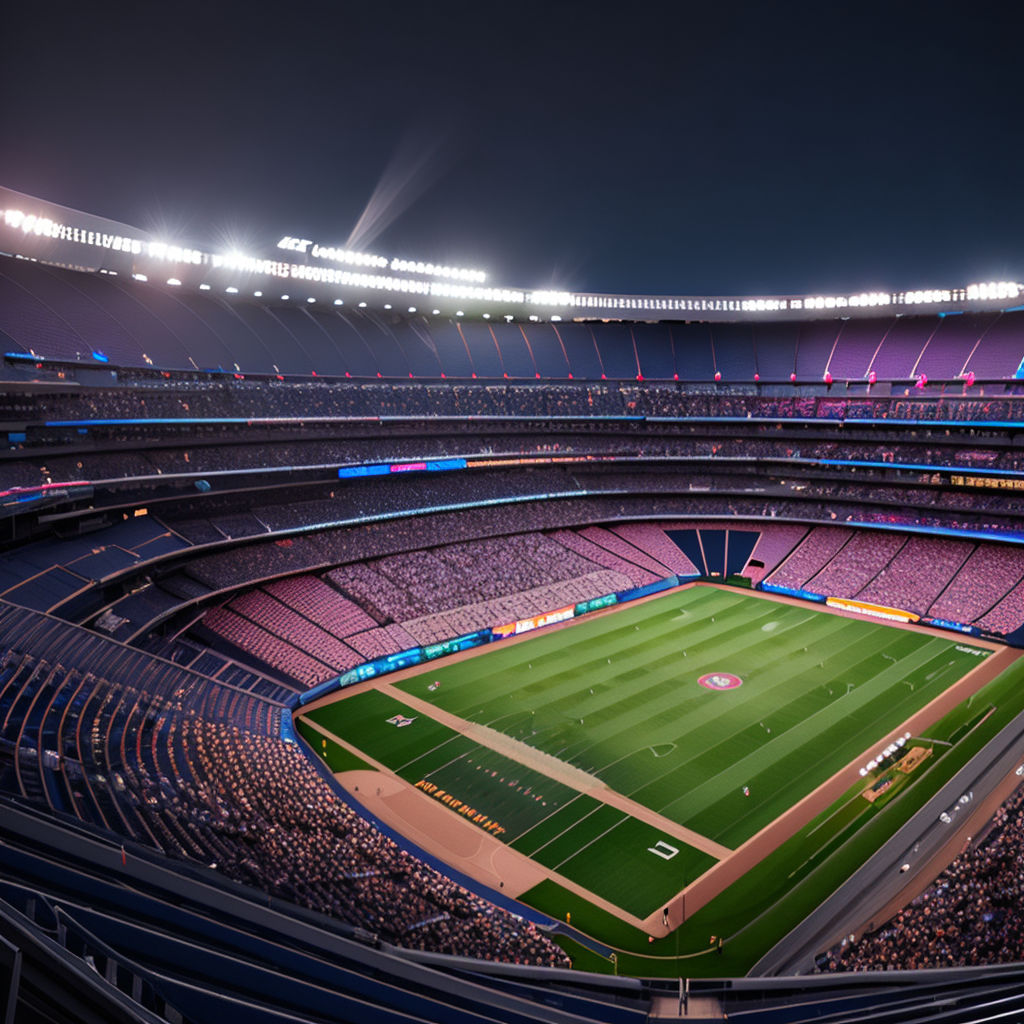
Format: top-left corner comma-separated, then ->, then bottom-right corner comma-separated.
4,190 -> 1024,1022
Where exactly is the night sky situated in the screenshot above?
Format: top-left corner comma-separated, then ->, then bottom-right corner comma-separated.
2,0 -> 1021,297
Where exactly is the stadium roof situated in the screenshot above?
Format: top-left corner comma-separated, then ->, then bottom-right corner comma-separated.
2,185 -> 1021,325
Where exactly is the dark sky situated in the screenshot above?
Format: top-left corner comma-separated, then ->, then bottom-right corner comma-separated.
2,0 -> 1021,297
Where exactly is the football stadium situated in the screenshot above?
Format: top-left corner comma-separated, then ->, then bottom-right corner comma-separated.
4,185 -> 1024,1021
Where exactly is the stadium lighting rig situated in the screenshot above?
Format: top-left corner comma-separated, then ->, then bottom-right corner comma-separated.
2,191 -> 1022,322
278,234 -> 488,284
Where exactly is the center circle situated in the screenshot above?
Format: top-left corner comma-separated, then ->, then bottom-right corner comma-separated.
698,672 -> 743,691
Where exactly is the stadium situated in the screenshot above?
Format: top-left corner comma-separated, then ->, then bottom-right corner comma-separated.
3,183 -> 1024,1022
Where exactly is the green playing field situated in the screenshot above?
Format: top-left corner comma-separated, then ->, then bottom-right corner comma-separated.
301,585 -> 989,922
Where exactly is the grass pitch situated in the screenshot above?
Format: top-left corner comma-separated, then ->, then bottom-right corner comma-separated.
303,585 -> 989,931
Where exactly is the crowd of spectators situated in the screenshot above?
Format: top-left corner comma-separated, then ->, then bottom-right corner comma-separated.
264,575 -> 378,636
608,522 -> 700,575
821,785 -> 1024,971
0,631 -> 569,967
577,525 -> 671,578
550,529 -> 659,588
343,623 -> 419,660
143,458 -> 1023,580
805,531 -> 904,596
227,590 -> 362,672
931,547 -> 1024,626
8,375 -> 1024,433
735,524 -> 809,586
9,376 -> 1024,583
172,491 -> 1024,633
13,416 -> 1024,497
401,570 -> 630,645
204,528 -> 663,678
202,606 -> 334,687
977,580 -> 1024,637
200,516 -> 833,682
765,527 -> 1024,629
767,527 -> 853,589
180,497 -> 629,592
174,723 -> 566,964
857,536 -> 974,616
197,512 -> 1024,697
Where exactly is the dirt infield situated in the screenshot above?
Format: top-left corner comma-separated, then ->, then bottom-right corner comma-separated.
300,715 -> 669,929
338,769 -> 549,896
297,583 -> 1019,938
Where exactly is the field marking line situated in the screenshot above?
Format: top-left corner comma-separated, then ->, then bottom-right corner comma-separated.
673,643 -> 1021,932
510,791 -> 590,849
400,743 -> 475,779
297,715 -> 393,775
301,716 -> 687,933
552,812 -> 631,872
529,804 -> 620,861
804,792 -> 863,840
701,581 -> 1004,652
395,730 -> 472,775
297,586 -> 1016,947
651,636 -> 981,824
609,629 -> 875,805
582,783 -> 733,860
384,684 -> 604,790
569,606 -> 839,775
383,681 -> 734,861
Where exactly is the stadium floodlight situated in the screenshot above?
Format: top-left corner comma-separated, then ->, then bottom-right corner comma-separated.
226,286 -> 239,294
281,294 -> 289,300
166,278 -> 181,286
307,297 -> 316,303
456,310 -> 464,316
147,240 -> 203,265
254,290 -> 263,297
132,273 -> 148,282
358,301 -> 367,308
307,241 -> 388,269
384,303 -> 392,310
408,306 -> 416,313
334,298 -> 344,305
848,292 -> 891,308
482,313 -> 490,319
966,280 -> 1022,301
430,282 -> 525,303
431,309 -> 440,315
389,257 -> 486,283
903,288 -> 951,305
529,289 -> 573,306
551,315 -> 561,322
199,283 -> 211,290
